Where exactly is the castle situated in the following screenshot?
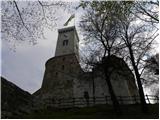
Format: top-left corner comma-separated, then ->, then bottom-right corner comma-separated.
34,26 -> 139,105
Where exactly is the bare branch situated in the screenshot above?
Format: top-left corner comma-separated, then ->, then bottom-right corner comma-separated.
13,1 -> 32,35
139,5 -> 159,22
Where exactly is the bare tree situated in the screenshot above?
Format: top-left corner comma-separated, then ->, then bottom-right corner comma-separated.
79,1 -> 126,114
134,1 -> 159,24
1,1 -> 73,48
116,1 -> 158,112
141,53 -> 159,96
145,53 -> 159,75
78,1 -> 158,113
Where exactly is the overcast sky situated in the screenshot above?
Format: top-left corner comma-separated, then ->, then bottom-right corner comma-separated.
1,1 -> 82,94
2,30 -> 57,93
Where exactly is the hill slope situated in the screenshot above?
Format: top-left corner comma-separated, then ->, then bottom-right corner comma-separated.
22,104 -> 159,119
1,77 -> 33,118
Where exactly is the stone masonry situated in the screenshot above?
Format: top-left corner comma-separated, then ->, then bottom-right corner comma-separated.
34,26 -> 139,106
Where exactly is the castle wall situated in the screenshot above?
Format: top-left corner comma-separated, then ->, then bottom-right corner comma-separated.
40,54 -> 83,100
36,54 -> 139,105
93,70 -> 131,97
34,26 -> 139,106
74,29 -> 79,59
94,73 -> 109,97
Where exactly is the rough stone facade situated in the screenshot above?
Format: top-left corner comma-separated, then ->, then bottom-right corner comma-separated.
93,56 -> 138,98
34,26 -> 139,105
35,54 -> 83,100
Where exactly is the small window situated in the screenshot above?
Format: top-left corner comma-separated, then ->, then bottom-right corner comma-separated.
62,57 -> 65,61
63,40 -> 68,46
62,65 -> 64,70
55,72 -> 58,76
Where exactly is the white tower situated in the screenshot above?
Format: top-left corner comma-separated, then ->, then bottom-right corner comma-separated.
55,26 -> 79,59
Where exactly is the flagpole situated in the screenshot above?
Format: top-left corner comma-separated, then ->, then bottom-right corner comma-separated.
64,14 -> 75,26
74,14 -> 75,26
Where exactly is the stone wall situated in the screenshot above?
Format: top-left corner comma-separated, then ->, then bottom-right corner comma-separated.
38,54 -> 83,100
35,54 -> 139,105
90,55 -> 139,104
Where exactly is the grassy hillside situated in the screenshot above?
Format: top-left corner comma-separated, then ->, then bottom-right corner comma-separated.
1,77 -> 158,119
1,77 -> 33,118
21,104 -> 158,119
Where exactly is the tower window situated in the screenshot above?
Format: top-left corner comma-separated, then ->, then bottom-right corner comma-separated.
62,65 -> 64,70
63,40 -> 68,46
55,72 -> 58,77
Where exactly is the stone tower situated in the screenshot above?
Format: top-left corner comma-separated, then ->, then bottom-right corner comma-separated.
55,26 -> 79,59
34,26 -> 139,105
36,26 -> 84,99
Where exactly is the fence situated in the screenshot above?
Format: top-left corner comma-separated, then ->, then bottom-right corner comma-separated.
44,95 -> 159,108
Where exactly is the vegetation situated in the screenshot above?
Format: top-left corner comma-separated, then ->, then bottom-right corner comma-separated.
21,104 -> 159,119
2,0 -> 159,118
142,53 -> 159,96
78,1 -> 158,113
1,1 -> 73,48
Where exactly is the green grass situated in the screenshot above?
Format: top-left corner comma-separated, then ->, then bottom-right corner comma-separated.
20,104 -> 159,119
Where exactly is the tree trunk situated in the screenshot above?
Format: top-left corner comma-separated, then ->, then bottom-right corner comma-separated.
128,46 -> 148,113
105,72 -> 121,114
92,69 -> 95,104
103,56 -> 121,115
